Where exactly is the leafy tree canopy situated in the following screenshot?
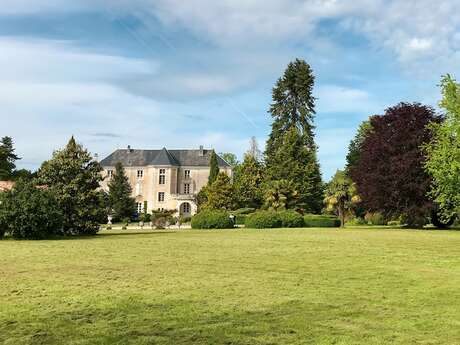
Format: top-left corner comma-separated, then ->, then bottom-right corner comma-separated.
345,120 -> 373,175
203,172 -> 236,210
324,170 -> 360,227
424,75 -> 460,221
351,103 -> 441,227
38,136 -> 103,235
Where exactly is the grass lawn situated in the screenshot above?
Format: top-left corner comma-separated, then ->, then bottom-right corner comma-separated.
1,227 -> 460,345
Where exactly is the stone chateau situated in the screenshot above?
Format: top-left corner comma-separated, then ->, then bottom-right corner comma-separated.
100,146 -> 232,217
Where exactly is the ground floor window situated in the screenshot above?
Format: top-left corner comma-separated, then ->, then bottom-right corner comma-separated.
136,202 -> 143,214
158,192 -> 165,202
181,202 -> 191,214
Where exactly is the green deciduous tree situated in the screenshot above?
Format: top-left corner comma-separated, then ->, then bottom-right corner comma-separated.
324,170 -> 360,227
345,120 -> 373,175
38,136 -> 103,235
203,172 -> 235,210
208,150 -> 219,185
0,136 -> 20,180
265,59 -> 323,212
219,152 -> 239,168
108,162 -> 136,221
234,153 -> 264,209
425,75 -> 460,221
0,180 -> 63,239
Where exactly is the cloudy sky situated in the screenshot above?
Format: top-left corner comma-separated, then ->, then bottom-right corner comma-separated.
2,0 -> 460,179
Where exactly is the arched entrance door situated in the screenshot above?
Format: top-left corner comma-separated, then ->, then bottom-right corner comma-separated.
179,202 -> 192,217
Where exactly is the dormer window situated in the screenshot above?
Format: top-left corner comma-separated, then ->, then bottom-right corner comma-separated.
159,169 -> 166,184
137,170 -> 144,179
184,170 -> 191,179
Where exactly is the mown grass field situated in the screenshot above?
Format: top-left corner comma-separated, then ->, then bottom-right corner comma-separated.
1,227 -> 460,345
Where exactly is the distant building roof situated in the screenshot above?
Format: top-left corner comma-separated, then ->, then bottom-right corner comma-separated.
0,181 -> 15,192
100,147 -> 230,168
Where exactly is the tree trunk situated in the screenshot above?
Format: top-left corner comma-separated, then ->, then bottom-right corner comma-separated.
338,204 -> 345,228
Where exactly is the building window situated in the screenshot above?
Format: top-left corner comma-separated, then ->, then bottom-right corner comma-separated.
159,169 -> 166,184
136,202 -> 143,214
107,170 -> 114,179
181,203 -> 191,214
137,170 -> 144,179
184,170 -> 190,179
184,183 -> 190,194
158,192 -> 165,202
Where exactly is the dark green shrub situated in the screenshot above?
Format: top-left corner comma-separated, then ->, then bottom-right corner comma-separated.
121,217 -> 130,230
278,210 -> 304,228
245,211 -> 282,229
191,210 -> 234,229
0,181 -> 63,239
303,214 -> 340,228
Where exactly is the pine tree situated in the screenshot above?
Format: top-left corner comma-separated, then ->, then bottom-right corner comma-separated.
208,150 -> 219,184
108,162 -> 136,221
0,136 -> 20,180
38,136 -> 103,235
265,59 -> 323,212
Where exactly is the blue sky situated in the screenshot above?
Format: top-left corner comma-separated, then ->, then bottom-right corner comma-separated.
2,0 -> 460,179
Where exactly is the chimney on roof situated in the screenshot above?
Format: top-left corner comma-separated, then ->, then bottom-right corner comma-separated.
199,145 -> 204,156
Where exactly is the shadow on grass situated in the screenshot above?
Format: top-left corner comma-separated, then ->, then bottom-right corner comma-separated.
97,231 -> 177,238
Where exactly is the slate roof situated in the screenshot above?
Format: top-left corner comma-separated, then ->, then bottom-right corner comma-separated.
100,147 -> 230,168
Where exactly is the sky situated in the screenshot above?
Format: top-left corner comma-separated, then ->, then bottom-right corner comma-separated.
2,0 -> 460,179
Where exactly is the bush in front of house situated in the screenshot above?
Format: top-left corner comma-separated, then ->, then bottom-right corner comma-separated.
278,210 -> 305,228
191,210 -> 234,229
0,180 -> 64,239
303,214 -> 340,228
245,210 -> 282,229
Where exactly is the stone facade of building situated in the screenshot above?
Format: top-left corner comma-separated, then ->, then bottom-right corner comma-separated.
99,146 -> 231,217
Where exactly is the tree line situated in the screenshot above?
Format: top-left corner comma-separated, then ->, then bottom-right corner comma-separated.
2,59 -> 460,237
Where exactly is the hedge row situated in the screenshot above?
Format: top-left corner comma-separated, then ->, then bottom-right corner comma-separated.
191,210 -> 234,229
245,211 -> 340,229
190,210 -> 341,230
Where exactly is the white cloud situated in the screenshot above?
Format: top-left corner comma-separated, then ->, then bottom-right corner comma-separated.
316,85 -> 380,114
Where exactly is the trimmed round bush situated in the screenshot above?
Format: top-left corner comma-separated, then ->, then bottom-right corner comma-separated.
278,210 -> 304,228
0,181 -> 63,239
303,214 -> 340,228
191,210 -> 234,229
245,211 -> 282,229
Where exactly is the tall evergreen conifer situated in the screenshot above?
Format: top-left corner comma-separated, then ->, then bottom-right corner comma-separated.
208,150 -> 219,185
265,59 -> 323,212
0,136 -> 20,180
108,162 -> 136,221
